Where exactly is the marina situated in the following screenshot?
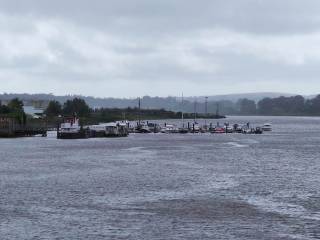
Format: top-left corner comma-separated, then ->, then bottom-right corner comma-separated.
56,118 -> 272,139
0,116 -> 272,139
127,120 -> 271,135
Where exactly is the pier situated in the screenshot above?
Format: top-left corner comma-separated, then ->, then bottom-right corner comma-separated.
0,116 -> 47,138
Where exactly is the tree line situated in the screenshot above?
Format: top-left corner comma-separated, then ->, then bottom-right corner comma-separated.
3,95 -> 320,121
45,94 -> 320,120
237,95 -> 320,116
44,98 -> 224,124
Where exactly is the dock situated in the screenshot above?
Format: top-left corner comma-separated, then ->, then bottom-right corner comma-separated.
0,116 -> 47,138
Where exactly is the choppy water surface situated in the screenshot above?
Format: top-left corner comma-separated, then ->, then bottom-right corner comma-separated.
1,116 -> 320,240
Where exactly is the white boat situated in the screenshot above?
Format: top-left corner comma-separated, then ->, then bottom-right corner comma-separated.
190,122 -> 200,133
161,124 -> 179,133
88,122 -> 128,137
147,122 -> 161,133
224,125 -> 234,133
136,122 -> 152,133
262,123 -> 272,131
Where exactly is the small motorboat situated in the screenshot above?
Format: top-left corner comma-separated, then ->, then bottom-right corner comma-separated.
190,122 -> 201,133
262,123 -> 272,131
254,127 -> 263,134
136,122 -> 152,133
147,122 -> 161,133
212,127 -> 225,134
224,125 -> 234,133
178,128 -> 189,134
241,126 -> 253,134
233,124 -> 242,133
161,124 -> 179,133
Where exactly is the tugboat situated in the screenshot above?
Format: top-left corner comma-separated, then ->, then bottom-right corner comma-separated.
57,116 -> 89,139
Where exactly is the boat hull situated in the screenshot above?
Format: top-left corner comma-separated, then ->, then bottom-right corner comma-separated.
57,131 -> 89,139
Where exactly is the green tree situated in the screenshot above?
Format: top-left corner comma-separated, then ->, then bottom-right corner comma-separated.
8,98 -> 24,112
45,101 -> 62,117
306,95 -> 320,115
0,104 -> 10,114
62,98 -> 90,117
6,98 -> 26,124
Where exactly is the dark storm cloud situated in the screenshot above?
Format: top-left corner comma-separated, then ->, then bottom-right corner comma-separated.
0,0 -> 320,97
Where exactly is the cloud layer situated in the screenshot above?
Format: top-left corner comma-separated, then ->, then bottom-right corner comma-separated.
1,0 -> 320,97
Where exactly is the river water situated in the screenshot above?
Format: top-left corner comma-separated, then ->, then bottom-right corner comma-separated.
0,116 -> 320,240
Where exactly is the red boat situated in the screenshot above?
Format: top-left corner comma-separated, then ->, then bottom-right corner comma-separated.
212,127 -> 225,134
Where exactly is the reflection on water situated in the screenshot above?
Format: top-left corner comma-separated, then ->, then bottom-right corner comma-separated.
0,116 -> 320,240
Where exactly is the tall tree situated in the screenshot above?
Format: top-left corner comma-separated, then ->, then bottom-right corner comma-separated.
45,101 -> 62,117
8,98 -> 24,112
6,98 -> 26,124
63,98 -> 90,117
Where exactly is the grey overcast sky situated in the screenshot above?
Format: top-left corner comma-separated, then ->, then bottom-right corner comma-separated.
0,0 -> 320,97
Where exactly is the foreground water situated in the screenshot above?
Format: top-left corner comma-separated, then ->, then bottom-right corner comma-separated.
0,116 -> 320,240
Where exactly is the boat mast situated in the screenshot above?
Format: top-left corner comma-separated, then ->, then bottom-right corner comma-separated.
216,102 -> 220,116
138,97 -> 141,126
194,100 -> 197,123
181,93 -> 184,128
205,96 -> 208,127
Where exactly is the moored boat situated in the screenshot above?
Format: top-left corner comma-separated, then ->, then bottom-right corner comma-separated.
89,122 -> 129,137
161,124 -> 179,133
57,117 -> 89,139
136,122 -> 152,133
178,127 -> 189,134
147,122 -> 161,133
254,127 -> 263,134
262,123 -> 272,131
224,125 -> 234,133
190,122 -> 201,133
212,127 -> 225,134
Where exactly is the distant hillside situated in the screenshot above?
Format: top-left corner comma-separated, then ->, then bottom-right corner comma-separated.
0,92 -> 307,115
185,92 -> 296,103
